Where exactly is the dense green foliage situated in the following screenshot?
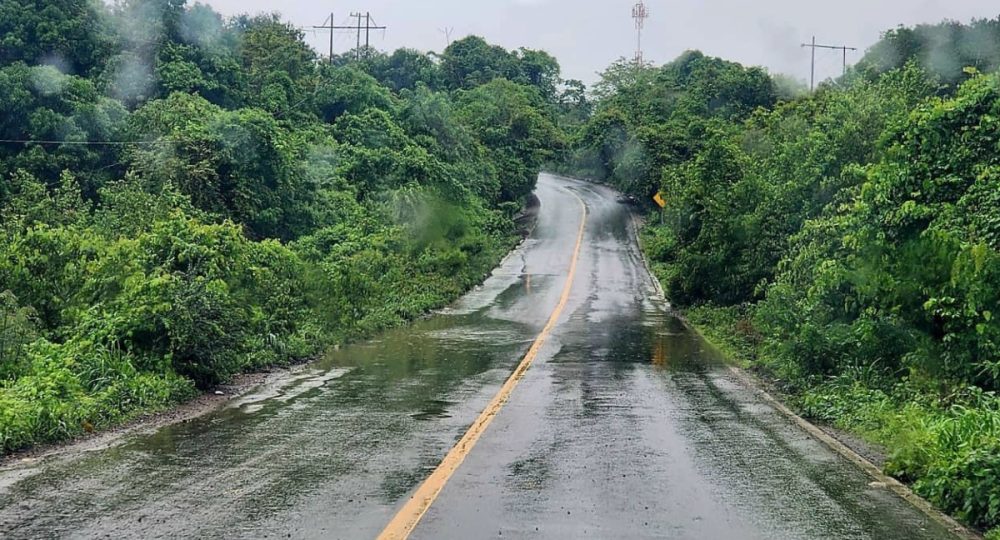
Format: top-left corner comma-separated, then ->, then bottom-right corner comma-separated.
858,18 -> 1000,86
0,1 -> 562,454
6,3 -> 999,533
566,18 -> 1000,533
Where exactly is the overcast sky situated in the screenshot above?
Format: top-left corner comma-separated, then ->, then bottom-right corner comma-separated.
198,0 -> 999,85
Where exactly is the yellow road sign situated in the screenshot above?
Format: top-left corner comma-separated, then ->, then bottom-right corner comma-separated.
653,192 -> 667,208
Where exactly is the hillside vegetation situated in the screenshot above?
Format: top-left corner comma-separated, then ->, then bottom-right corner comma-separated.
5,2 -> 1000,535
0,0 -> 567,454
561,19 -> 1000,535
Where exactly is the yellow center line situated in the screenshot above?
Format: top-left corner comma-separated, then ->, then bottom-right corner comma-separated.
376,187 -> 588,540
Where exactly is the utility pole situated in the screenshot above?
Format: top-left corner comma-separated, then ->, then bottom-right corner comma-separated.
801,37 -> 857,91
349,12 -> 386,60
439,27 -> 454,48
632,1 -> 650,65
311,13 -> 336,64
807,36 -> 815,91
313,12 -> 387,63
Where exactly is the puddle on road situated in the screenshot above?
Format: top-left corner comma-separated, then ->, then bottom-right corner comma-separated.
229,368 -> 354,414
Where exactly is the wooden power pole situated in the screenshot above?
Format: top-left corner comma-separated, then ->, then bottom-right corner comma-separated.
312,13 -> 337,64
350,12 -> 386,60
801,37 -> 857,91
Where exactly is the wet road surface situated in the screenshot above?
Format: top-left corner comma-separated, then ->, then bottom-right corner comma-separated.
0,174 -> 959,539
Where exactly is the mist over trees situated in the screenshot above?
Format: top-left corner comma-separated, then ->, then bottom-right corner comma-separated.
0,0 -> 564,454
857,17 -> 1000,85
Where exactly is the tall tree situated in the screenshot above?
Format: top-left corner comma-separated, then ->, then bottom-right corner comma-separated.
0,0 -> 116,77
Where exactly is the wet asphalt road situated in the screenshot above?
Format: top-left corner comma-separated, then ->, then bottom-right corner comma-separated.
0,174 -> 959,539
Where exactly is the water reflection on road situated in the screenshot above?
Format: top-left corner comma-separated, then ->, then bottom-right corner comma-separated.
0,175 -> 960,540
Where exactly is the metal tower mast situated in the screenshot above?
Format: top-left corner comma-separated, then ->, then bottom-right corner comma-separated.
632,1 -> 649,65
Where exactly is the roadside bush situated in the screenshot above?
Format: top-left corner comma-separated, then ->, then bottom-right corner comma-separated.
916,439 -> 1000,529
0,290 -> 37,382
797,377 -> 1000,530
684,304 -> 760,368
0,0 -> 561,459
0,339 -> 195,454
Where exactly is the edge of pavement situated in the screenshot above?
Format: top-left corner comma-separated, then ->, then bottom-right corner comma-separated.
726,366 -> 981,540
0,190 -> 544,473
0,368 -> 289,471
618,182 -> 983,540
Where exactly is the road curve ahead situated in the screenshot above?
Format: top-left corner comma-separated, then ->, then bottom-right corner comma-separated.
0,174 -> 959,539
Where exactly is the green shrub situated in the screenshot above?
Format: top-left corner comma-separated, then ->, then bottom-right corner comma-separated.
0,2 -> 561,458
0,338 -> 196,454
916,441 -> 1000,529
796,377 -> 1000,530
0,290 -> 37,381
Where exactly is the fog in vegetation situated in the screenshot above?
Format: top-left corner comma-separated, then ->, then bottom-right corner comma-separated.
0,0 -> 562,456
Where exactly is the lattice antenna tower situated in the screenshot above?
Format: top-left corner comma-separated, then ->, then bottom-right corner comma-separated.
632,1 -> 650,65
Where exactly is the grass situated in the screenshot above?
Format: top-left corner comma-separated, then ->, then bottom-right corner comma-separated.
637,226 -> 1000,533
682,304 -> 760,369
0,228 -> 521,457
678,301 -> 1000,533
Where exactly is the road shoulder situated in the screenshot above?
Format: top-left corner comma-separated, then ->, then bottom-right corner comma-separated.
627,197 -> 983,540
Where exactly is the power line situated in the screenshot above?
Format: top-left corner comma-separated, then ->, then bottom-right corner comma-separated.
313,11 -> 387,62
274,86 -> 323,120
0,139 -> 166,146
801,36 -> 857,91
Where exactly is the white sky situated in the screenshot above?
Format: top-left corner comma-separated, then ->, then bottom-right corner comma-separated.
196,0 -> 1000,85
